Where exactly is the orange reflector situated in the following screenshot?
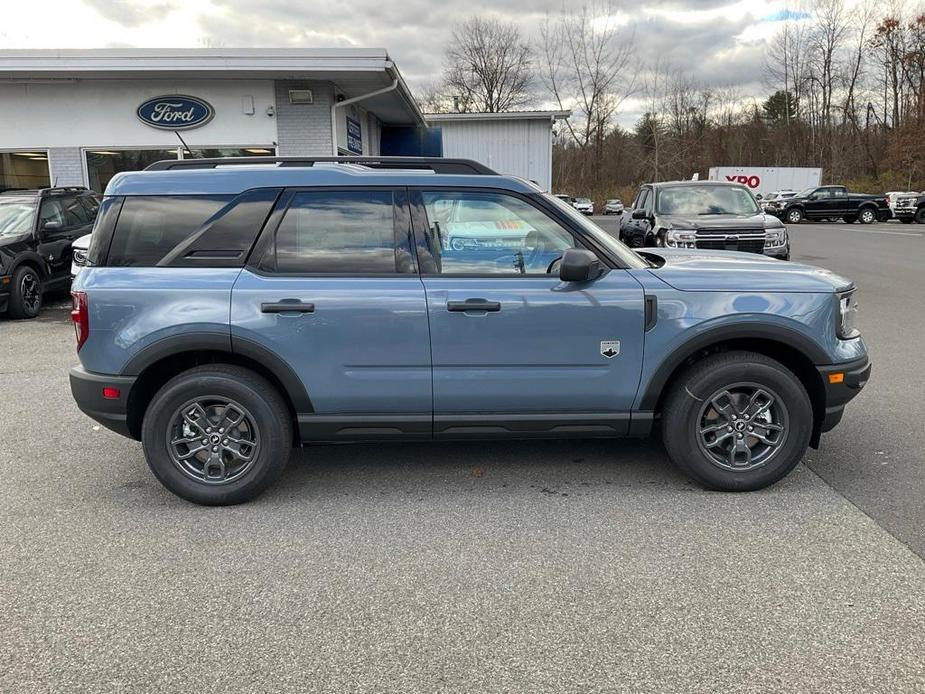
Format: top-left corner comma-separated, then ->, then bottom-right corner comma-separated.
0,276 -> 10,285
102,387 -> 121,399
828,373 -> 845,384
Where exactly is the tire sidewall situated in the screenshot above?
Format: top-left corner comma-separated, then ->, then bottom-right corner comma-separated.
786,208 -> 802,224
666,359 -> 812,491
10,266 -> 42,319
859,208 -> 875,224
142,372 -> 290,505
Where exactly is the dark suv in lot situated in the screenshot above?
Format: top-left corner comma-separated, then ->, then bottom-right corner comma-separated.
69,157 -> 869,505
764,185 -> 890,224
619,181 -> 790,259
0,187 -> 98,318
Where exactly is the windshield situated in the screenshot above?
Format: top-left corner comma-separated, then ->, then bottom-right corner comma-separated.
655,185 -> 759,216
543,193 -> 647,269
0,197 -> 37,237
576,198 -> 591,204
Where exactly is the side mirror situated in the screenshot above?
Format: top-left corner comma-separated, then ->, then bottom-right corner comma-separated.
808,194 -> 817,201
559,248 -> 604,283
41,220 -> 63,234
631,209 -> 648,220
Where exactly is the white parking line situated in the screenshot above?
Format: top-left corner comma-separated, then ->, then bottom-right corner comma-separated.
841,228 -> 923,237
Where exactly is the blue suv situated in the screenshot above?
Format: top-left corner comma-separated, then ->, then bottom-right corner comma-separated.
69,157 -> 870,505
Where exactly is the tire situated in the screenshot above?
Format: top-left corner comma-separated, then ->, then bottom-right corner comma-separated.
915,207 -> 925,224
141,364 -> 292,505
661,351 -> 813,492
842,215 -> 857,224
900,217 -> 914,224
785,208 -> 803,224
858,207 -> 876,224
7,265 -> 43,319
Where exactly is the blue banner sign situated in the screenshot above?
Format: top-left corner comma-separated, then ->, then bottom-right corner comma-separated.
137,95 -> 214,130
346,116 -> 363,154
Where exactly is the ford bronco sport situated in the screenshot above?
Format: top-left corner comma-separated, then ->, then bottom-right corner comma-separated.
0,186 -> 98,318
69,157 -> 870,505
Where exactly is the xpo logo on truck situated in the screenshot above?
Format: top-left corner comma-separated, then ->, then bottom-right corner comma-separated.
726,174 -> 761,189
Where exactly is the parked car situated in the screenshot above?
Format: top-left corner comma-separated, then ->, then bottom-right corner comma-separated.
69,156 -> 869,505
71,233 -> 92,277
0,186 -> 98,318
886,191 -> 917,212
759,190 -> 797,211
764,185 -> 890,224
892,192 -> 925,224
573,197 -> 594,215
619,181 -> 790,260
554,194 -> 574,205
603,199 -> 624,215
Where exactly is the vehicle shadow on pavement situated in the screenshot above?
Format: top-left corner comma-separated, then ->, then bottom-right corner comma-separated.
261,438 -> 700,503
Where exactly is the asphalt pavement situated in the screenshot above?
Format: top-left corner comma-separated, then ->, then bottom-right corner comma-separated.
1,220 -> 924,692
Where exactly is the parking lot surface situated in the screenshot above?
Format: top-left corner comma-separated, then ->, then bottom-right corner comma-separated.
2,220 -> 924,692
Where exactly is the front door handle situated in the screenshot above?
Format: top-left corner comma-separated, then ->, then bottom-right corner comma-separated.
261,299 -> 315,314
447,299 -> 501,313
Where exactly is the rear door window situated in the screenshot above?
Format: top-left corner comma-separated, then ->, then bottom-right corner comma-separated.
265,190 -> 412,274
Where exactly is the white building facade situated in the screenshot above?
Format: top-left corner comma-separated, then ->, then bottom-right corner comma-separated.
426,111 -> 570,191
0,49 -> 425,192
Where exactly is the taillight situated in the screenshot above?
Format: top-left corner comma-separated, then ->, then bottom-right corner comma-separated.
71,291 -> 89,351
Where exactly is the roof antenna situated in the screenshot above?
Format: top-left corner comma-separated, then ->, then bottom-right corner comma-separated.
174,131 -> 195,157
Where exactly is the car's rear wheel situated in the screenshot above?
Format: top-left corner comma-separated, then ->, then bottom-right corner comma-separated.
858,207 -> 876,224
786,208 -> 803,224
141,365 -> 292,505
662,351 -> 812,491
7,266 -> 43,319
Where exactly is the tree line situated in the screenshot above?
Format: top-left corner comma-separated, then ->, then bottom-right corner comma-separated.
421,1 -> 925,203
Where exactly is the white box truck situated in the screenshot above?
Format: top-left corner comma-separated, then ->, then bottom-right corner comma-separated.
707,167 -> 822,197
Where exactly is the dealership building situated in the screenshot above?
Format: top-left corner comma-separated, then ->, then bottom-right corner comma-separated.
0,49 -> 567,193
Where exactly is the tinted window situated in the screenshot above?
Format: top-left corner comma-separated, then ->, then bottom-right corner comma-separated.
273,190 -> 400,274
38,197 -> 87,230
107,195 -> 232,267
421,191 -> 578,275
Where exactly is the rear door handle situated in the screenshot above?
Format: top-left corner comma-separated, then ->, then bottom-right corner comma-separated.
447,299 -> 501,312
261,300 -> 315,314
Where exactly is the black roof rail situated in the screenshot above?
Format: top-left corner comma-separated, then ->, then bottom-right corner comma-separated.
144,156 -> 498,175
0,186 -> 90,196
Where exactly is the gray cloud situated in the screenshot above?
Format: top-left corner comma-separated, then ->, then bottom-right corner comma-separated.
78,0 -> 774,116
82,0 -> 177,27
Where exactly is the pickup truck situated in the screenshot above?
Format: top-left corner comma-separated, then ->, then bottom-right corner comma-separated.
892,193 -> 925,224
764,185 -> 890,224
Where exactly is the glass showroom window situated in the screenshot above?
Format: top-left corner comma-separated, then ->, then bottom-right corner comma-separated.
85,147 -> 275,194
0,151 -> 51,192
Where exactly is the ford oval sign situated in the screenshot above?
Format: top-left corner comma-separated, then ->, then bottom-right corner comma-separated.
136,95 -> 214,130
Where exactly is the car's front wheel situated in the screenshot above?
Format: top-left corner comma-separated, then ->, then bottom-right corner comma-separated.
662,351 -> 812,491
786,208 -> 803,224
915,207 -> 925,224
7,266 -> 43,319
141,365 -> 292,505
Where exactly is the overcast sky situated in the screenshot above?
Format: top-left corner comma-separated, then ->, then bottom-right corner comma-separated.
0,0 -> 801,125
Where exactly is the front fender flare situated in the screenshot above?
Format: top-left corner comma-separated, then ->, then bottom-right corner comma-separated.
637,319 -> 830,411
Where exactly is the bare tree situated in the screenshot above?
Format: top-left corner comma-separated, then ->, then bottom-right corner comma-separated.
540,2 -> 638,154
442,16 -> 533,112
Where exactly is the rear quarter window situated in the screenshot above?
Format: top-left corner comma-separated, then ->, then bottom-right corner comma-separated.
106,195 -> 232,267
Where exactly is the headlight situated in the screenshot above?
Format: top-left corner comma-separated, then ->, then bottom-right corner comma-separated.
836,289 -> 860,339
764,228 -> 787,248
665,226 -> 697,248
